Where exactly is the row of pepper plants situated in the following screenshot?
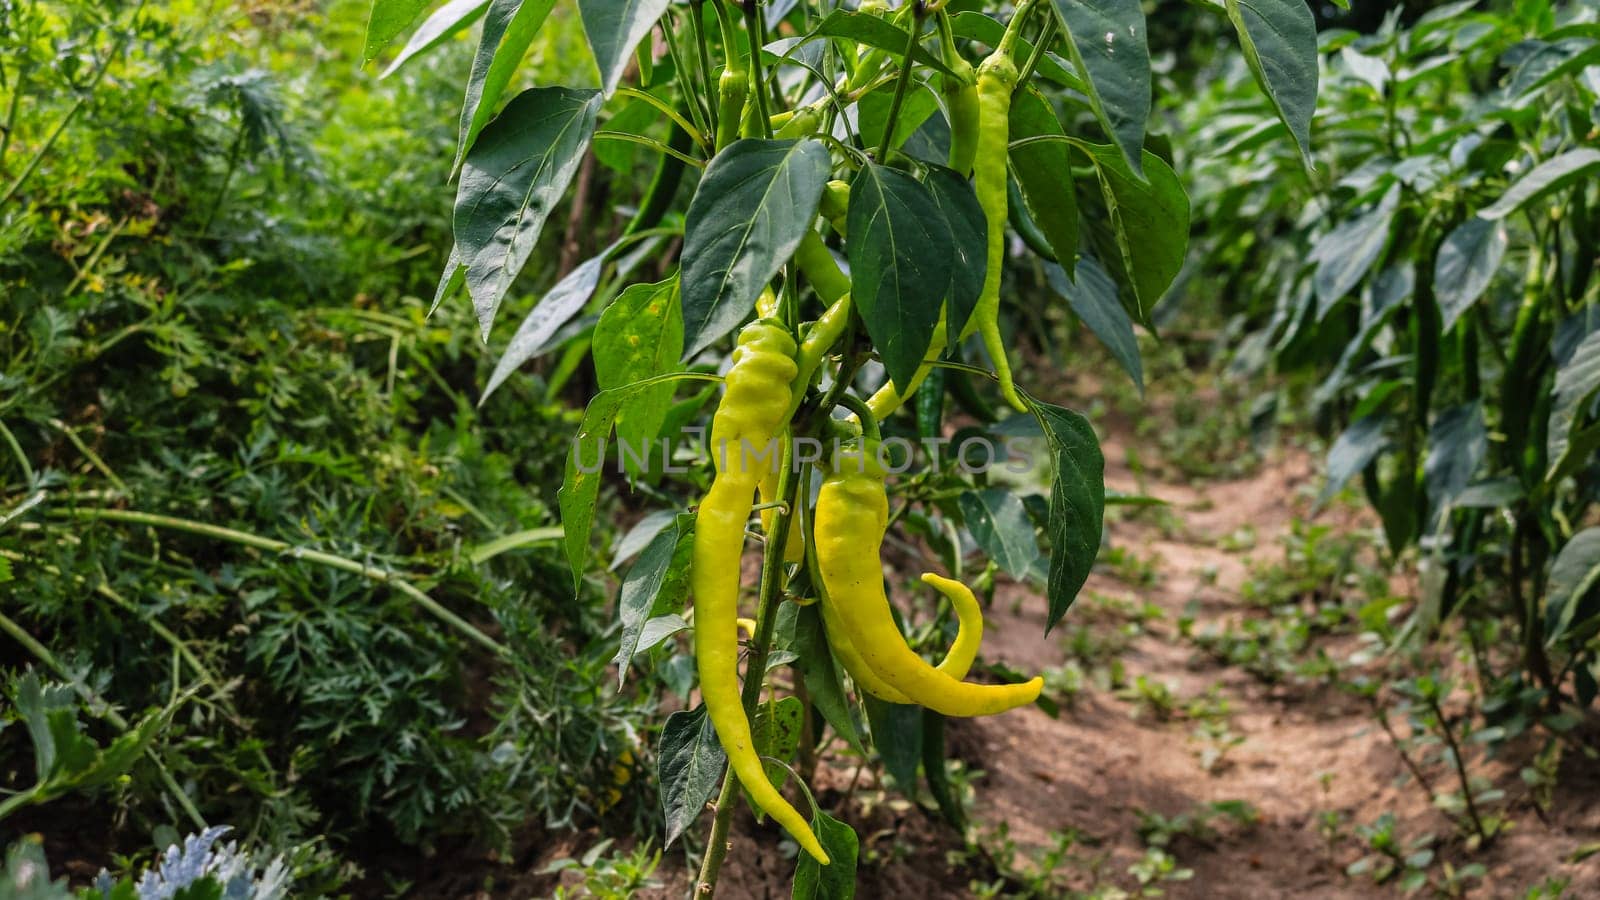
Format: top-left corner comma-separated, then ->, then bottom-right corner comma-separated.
1182,0 -> 1600,721
360,0 -> 1320,892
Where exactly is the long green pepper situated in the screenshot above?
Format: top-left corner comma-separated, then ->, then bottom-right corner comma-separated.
965,47 -> 1025,411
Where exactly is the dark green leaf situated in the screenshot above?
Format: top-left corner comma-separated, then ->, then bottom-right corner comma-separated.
681,139 -> 831,356
808,11 -> 956,79
846,163 -> 953,390
560,373 -> 715,589
782,601 -> 863,753
380,0 -> 489,77
1453,479 -> 1523,509
1047,257 -> 1142,393
1047,0 -> 1151,175
1009,88 -> 1079,277
610,509 -> 681,570
1548,330 -> 1600,479
958,488 -> 1039,580
453,0 -> 560,171
579,0 -> 671,96
792,811 -> 859,900
862,695 -> 921,789
749,696 -> 805,801
1224,0 -> 1319,167
612,513 -> 694,687
1311,184 -> 1399,319
923,166 -> 986,342
1435,218 -> 1507,332
659,706 -> 728,848
1480,148 -> 1600,220
1027,399 -> 1105,631
1545,528 -> 1600,643
857,81 -> 940,152
1320,414 -> 1389,505
1424,402 -> 1485,508
454,86 -> 603,335
1078,143 -> 1189,322
920,711 -> 964,828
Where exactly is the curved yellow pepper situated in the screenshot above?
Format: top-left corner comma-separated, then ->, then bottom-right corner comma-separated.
814,441 -> 1042,716
691,319 -> 828,864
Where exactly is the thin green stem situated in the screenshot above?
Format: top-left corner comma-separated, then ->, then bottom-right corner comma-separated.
1427,694 -> 1489,842
690,1 -> 721,137
47,418 -> 128,494
0,0 -> 148,209
743,0 -> 773,138
835,393 -> 881,442
57,506 -> 513,659
998,0 -> 1043,58
0,418 -> 34,484
661,10 -> 714,140
593,131 -> 706,168
1015,14 -> 1056,86
199,125 -> 245,236
877,5 -> 924,160
617,87 -> 710,151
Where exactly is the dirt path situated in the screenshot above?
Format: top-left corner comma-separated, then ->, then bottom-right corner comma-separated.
953,425 -> 1600,898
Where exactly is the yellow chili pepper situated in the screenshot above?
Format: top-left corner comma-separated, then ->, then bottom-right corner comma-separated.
691,319 -> 829,865
819,571 -> 984,703
814,440 -> 1042,716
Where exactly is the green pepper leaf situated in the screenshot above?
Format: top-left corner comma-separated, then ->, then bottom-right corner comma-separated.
380,0 -> 489,77
1434,218 -> 1508,332
923,166 -> 987,343
452,0 -> 561,172
1022,398 -> 1105,632
594,277 -> 685,474
363,0 -> 433,63
846,163 -> 953,391
792,811 -> 859,900
612,512 -> 695,687
560,373 -> 720,590
1223,0 -> 1319,171
579,0 -> 671,96
454,86 -> 603,335
1076,142 -> 1189,324
1046,257 -> 1142,394
1046,0 -> 1151,176
1009,88 -> 1080,278
958,488 -> 1040,580
680,139 -> 831,357
659,706 -> 728,848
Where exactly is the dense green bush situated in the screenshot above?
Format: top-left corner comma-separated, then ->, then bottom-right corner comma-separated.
1,0 -> 656,885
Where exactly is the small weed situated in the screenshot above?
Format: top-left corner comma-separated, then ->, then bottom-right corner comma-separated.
544,839 -> 663,899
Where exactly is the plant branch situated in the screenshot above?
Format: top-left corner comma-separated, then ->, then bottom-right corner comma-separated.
56,506 -> 513,659
0,0 -> 149,209
878,4 -> 924,160
593,131 -> 706,168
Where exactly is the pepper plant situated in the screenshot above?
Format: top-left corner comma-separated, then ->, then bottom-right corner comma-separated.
360,0 -> 1319,891
1180,0 -> 1600,715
